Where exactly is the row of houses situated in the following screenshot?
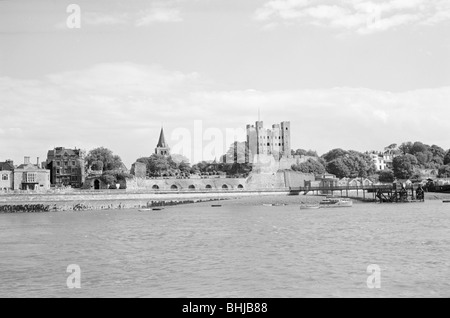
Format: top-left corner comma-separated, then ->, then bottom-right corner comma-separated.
1,147 -> 86,192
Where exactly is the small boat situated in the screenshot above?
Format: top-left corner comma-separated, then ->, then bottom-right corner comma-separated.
211,204 -> 222,207
299,204 -> 320,210
300,198 -> 353,209
138,207 -> 164,211
318,197 -> 353,208
263,203 -> 287,207
443,200 -> 450,203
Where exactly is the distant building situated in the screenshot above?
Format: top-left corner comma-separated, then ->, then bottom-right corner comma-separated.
12,157 -> 50,191
368,152 -> 387,171
46,147 -> 85,188
155,127 -> 170,156
246,120 -> 291,162
0,160 -> 15,171
1,160 -> 15,190
131,161 -> 147,178
367,148 -> 401,171
382,149 -> 398,170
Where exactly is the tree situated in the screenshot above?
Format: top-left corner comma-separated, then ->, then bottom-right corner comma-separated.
100,170 -> 133,188
291,149 -> 307,156
91,160 -> 104,171
322,148 -> 348,163
398,142 -> 413,155
378,170 -> 395,183
85,147 -> 124,172
385,143 -> 397,150
305,150 -> 318,157
444,149 -> 450,165
137,154 -> 170,177
410,141 -> 429,156
392,154 -> 418,179
291,158 -> 325,175
345,150 -> 376,178
326,158 -> 350,179
438,165 -> 450,178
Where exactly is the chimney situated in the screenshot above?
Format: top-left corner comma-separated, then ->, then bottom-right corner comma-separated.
37,157 -> 40,167
24,156 -> 30,165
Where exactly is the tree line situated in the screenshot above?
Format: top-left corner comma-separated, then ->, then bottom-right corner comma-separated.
83,141 -> 450,186
291,142 -> 450,182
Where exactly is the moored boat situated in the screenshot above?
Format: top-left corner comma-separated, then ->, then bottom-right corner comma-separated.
138,207 -> 165,211
300,198 -> 353,209
318,197 -> 353,208
299,204 -> 320,209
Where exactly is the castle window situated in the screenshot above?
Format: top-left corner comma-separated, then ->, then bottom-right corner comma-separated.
56,161 -> 60,166
72,161 -> 76,166
1,174 -> 8,181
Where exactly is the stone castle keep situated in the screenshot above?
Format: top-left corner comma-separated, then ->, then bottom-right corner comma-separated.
246,120 -> 291,162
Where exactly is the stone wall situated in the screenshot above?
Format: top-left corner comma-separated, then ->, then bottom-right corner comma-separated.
125,170 -> 314,191
282,170 -> 315,187
126,177 -> 247,191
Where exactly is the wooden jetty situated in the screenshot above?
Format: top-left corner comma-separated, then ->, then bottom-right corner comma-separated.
289,184 -> 425,203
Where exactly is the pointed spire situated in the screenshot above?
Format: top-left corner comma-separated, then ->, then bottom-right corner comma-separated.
156,127 -> 168,148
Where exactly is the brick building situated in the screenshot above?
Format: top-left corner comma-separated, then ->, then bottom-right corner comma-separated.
46,147 -> 85,187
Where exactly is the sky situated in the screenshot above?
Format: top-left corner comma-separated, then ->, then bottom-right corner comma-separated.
0,0 -> 449,168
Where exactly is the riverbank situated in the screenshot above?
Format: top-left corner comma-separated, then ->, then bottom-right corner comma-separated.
0,190 -> 290,213
2,189 -> 447,213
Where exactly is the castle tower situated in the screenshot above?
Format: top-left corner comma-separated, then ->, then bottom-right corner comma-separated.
246,120 -> 291,161
155,127 -> 170,156
280,121 -> 291,157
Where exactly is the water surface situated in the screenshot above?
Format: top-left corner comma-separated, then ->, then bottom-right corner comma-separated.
0,198 -> 449,297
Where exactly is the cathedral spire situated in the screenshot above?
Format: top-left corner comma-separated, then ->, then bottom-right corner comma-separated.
156,126 -> 168,148
155,126 -> 170,156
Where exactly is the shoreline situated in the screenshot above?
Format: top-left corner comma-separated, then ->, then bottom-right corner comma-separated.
1,190 -> 449,213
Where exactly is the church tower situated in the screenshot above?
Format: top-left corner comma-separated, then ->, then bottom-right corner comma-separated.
155,127 -> 170,156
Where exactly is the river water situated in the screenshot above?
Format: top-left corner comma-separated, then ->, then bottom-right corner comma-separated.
0,197 -> 449,298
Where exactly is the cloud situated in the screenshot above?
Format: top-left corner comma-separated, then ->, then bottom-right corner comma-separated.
135,6 -> 183,26
83,12 -> 129,26
1,63 -> 449,167
254,0 -> 450,34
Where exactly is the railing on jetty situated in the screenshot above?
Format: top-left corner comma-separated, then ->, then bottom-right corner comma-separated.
289,184 -> 425,202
